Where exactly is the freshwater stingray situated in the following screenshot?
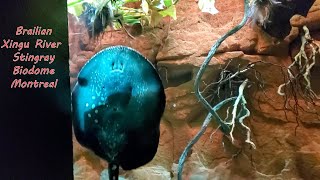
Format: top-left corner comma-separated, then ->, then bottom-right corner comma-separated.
72,46 -> 166,180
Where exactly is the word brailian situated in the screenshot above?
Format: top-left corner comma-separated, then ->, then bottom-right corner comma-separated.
1,26 -> 61,88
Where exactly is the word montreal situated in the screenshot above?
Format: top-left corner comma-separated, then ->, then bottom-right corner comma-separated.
11,79 -> 58,88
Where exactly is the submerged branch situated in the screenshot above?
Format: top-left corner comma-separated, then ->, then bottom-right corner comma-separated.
178,1 -> 253,179
177,97 -> 237,180
194,0 -> 250,134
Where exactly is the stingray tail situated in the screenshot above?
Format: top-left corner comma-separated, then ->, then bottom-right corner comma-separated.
108,163 -> 119,180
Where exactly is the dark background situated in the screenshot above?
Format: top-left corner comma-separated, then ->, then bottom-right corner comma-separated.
0,0 -> 73,179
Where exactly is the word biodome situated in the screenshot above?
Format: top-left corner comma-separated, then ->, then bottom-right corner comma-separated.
13,65 -> 55,75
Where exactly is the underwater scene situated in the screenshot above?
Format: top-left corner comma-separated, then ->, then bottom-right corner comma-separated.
67,0 -> 320,179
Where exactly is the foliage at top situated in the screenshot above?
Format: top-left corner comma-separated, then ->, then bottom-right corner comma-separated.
67,0 -> 177,28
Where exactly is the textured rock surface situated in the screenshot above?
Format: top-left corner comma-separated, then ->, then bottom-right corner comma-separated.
68,0 -> 320,179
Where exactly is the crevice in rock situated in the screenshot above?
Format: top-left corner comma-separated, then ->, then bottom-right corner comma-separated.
153,23 -> 172,64
157,54 -> 193,61
310,66 -> 320,95
157,64 -> 194,88
302,121 -> 320,128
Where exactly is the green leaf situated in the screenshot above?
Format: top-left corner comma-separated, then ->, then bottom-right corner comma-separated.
67,0 -> 83,6
151,0 -> 166,10
141,0 -> 149,14
150,10 -> 163,26
67,1 -> 85,16
124,0 -> 140,2
163,0 -> 172,7
113,21 -> 122,29
124,18 -> 141,25
141,15 -> 151,26
158,5 -> 176,20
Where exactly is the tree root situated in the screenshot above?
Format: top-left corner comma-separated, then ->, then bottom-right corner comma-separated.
277,25 -> 320,133
176,0 -> 320,179
177,0 -> 257,179
278,25 -> 319,100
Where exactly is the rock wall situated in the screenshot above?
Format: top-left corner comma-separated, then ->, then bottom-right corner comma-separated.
69,0 -> 320,179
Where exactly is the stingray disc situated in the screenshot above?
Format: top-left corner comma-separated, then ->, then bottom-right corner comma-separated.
72,46 -> 165,170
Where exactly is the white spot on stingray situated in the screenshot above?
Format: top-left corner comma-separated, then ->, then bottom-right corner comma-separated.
91,104 -> 95,109
95,109 -> 99,114
94,119 -> 98,123
88,114 -> 92,118
86,103 -> 89,107
92,96 -> 96,100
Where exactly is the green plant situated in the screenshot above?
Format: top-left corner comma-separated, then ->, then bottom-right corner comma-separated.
67,0 -> 177,28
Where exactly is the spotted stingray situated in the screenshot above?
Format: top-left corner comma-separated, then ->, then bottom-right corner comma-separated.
72,46 -> 166,180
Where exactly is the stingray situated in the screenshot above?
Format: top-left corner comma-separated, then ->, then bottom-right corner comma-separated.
72,46 -> 166,180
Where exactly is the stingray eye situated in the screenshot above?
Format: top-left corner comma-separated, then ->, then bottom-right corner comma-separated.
111,62 -> 115,70
78,77 -> 88,86
120,62 -> 124,71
